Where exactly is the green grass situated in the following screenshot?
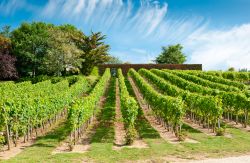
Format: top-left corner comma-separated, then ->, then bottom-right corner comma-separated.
91,78 -> 116,144
3,77 -> 250,162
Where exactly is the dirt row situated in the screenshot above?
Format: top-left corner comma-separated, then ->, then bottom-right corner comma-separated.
113,78 -> 127,146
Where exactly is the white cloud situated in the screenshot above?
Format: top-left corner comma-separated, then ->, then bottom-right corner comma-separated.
40,0 -> 202,42
0,0 -> 37,16
111,48 -> 155,63
184,24 -> 250,70
123,1 -> 168,37
131,48 -> 148,54
0,0 -> 25,15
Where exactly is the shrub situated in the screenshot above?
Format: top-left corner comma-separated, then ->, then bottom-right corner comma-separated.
178,131 -> 187,141
216,127 -> 226,136
66,76 -> 79,86
125,126 -> 138,145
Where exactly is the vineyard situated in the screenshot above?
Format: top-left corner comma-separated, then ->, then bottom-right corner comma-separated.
0,68 -> 250,162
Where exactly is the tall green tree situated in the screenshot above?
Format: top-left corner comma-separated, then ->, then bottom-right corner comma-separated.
10,22 -> 110,77
155,44 -> 186,64
41,25 -> 84,76
79,32 -> 110,75
11,22 -> 51,77
228,67 -> 235,71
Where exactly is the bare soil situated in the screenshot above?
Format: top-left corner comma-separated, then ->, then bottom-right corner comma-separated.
186,155 -> 250,163
114,78 -> 127,146
133,150 -> 250,163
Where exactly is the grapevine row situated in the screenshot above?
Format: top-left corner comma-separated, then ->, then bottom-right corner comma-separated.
117,69 -> 138,144
184,70 -> 247,90
67,68 -> 111,144
139,69 -> 223,131
165,70 -> 240,92
128,69 -> 184,137
151,69 -> 215,95
203,71 -> 250,82
151,69 -> 250,127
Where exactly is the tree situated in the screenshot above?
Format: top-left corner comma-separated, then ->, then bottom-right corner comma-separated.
155,44 -> 186,64
124,61 -> 131,64
105,56 -> 123,64
239,68 -> 248,72
40,25 -> 84,76
0,35 -> 18,80
228,67 -> 235,71
79,32 -> 110,75
10,22 -> 110,76
11,22 -> 51,77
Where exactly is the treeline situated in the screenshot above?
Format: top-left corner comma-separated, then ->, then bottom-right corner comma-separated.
0,22 -> 111,80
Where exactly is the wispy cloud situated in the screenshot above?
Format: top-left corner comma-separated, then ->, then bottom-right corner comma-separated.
0,0 -> 25,15
41,0 -> 168,37
0,0 -> 37,16
184,23 -> 250,70
111,49 -> 155,64
40,0 -> 203,41
131,48 -> 148,54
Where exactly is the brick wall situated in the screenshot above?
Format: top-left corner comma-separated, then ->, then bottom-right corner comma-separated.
98,64 -> 202,75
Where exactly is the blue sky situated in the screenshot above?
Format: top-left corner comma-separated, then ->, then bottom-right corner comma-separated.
1,0 -> 250,70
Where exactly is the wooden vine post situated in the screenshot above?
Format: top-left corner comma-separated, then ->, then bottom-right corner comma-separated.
2,107 -> 11,150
